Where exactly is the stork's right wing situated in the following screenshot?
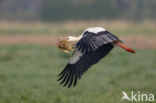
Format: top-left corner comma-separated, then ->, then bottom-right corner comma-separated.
57,43 -> 114,88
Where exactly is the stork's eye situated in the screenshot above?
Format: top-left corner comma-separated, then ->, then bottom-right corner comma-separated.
66,38 -> 69,40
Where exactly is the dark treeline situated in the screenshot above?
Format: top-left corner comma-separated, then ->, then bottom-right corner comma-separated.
40,0 -> 119,21
0,0 -> 156,21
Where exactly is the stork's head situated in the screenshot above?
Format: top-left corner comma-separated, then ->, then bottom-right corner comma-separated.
57,35 -> 81,53
57,37 -> 73,53
65,36 -> 80,42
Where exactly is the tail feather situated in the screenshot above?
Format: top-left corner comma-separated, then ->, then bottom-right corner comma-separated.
115,42 -> 136,54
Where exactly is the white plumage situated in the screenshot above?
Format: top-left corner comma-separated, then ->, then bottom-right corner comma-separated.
84,27 -> 106,34
69,51 -> 83,64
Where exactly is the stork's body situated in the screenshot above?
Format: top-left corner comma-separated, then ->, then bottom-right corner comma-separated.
58,27 -> 135,88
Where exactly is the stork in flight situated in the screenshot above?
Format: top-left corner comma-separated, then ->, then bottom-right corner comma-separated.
57,27 -> 135,88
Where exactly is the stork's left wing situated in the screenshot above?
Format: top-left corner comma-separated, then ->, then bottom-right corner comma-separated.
76,31 -> 119,53
58,43 -> 114,88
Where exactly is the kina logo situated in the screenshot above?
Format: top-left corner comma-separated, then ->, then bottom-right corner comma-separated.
121,91 -> 154,102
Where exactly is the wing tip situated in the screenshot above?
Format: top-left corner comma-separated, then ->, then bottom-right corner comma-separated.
57,64 -> 80,88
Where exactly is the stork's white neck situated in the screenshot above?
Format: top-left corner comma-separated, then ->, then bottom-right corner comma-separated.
67,35 -> 82,42
84,27 -> 106,34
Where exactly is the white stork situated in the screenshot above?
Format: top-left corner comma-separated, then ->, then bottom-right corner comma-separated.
57,27 -> 135,88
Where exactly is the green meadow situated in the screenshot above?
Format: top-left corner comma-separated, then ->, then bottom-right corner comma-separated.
0,45 -> 155,103
0,21 -> 156,36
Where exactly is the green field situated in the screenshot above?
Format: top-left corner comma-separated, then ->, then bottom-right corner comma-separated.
0,21 -> 156,36
0,45 -> 155,103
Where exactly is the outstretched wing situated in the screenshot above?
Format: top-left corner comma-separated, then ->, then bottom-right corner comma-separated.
76,31 -> 118,53
58,43 -> 114,88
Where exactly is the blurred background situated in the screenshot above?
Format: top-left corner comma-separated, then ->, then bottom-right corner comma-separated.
0,0 -> 155,103
0,0 -> 156,21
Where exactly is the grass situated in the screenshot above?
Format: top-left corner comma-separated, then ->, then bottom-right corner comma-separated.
0,20 -> 156,36
0,45 -> 155,103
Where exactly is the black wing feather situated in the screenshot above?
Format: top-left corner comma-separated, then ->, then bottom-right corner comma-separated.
73,68 -> 78,86
58,43 -> 114,88
76,31 -> 118,53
